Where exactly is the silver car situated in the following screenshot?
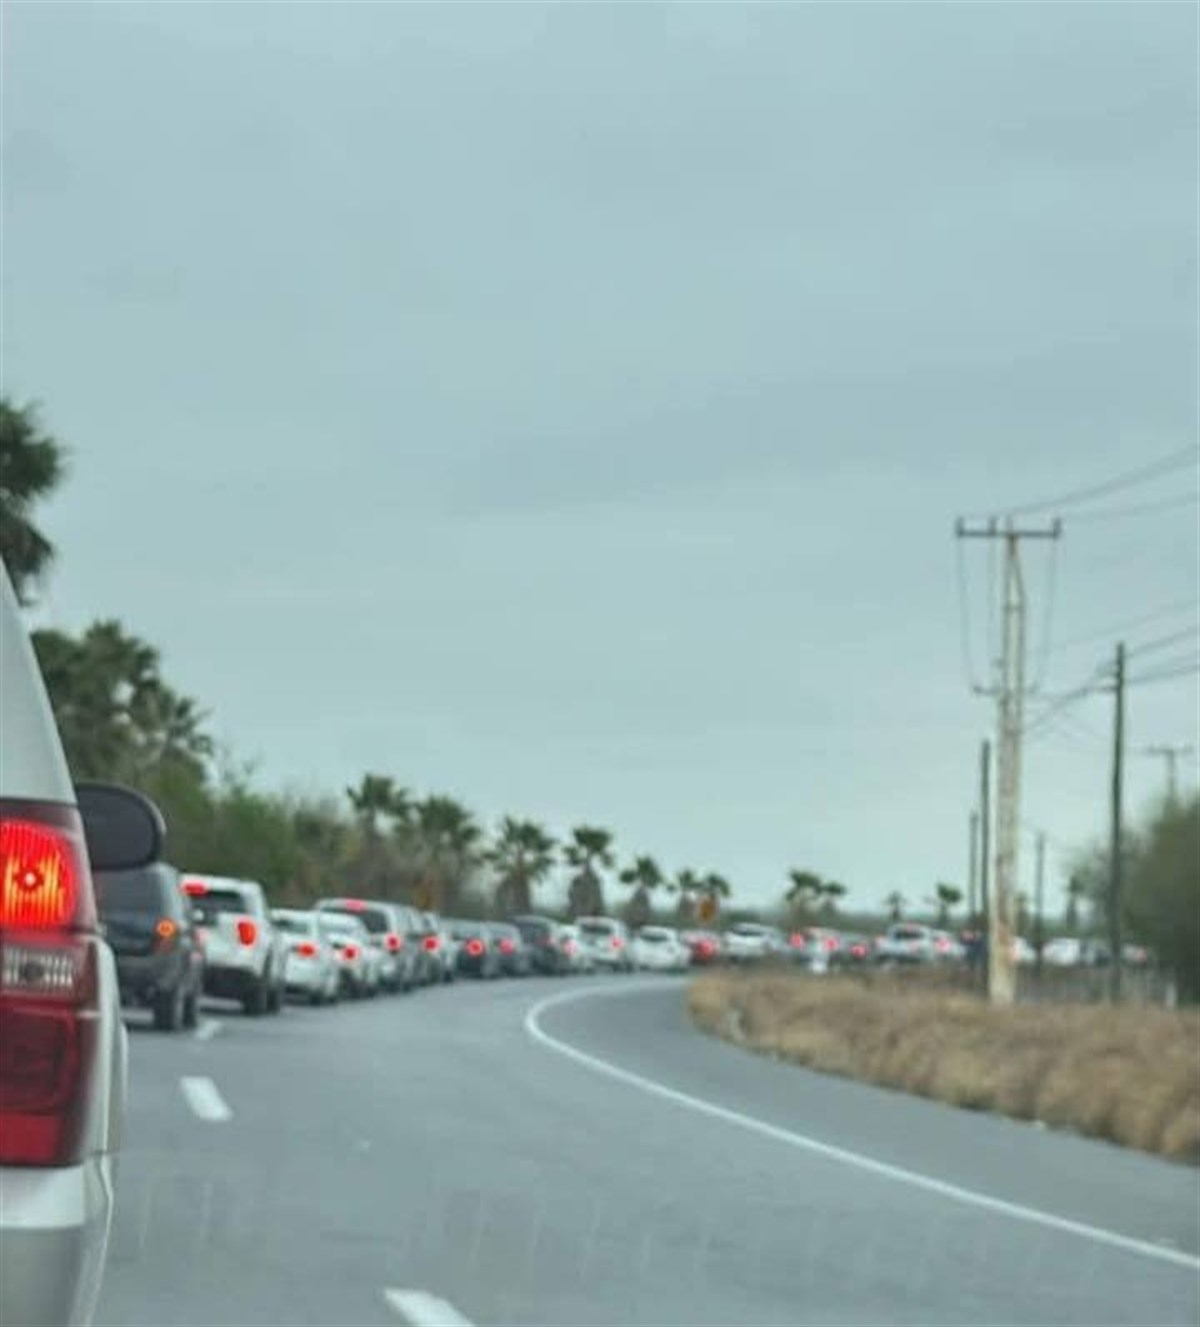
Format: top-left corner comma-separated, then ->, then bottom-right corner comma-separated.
0,561 -> 166,1326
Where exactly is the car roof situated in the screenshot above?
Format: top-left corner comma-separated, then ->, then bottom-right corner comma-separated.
0,561 -> 74,802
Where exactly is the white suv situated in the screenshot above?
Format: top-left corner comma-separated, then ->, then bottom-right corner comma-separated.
183,875 -> 287,1015
0,560 -> 166,1326
576,916 -> 633,971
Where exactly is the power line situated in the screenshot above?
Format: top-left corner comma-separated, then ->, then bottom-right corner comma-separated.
1125,627 -> 1200,660
1125,659 -> 1200,688
1048,598 -> 1199,655
983,445 -> 1197,520
1066,492 -> 1200,524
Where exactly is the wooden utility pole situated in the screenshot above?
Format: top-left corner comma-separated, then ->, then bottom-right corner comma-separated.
979,739 -> 991,995
1034,830 -> 1046,981
968,809 -> 979,930
956,518 -> 1061,1004
1109,641 -> 1126,1003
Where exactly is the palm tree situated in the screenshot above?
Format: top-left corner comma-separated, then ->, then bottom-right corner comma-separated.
405,795 -> 482,912
884,890 -> 907,923
346,774 -> 399,837
819,881 -> 848,919
671,868 -> 702,922
698,871 -> 732,924
619,854 -> 664,929
786,869 -> 824,925
486,817 -> 557,916
0,398 -> 66,604
933,882 -> 963,928
565,825 -> 614,918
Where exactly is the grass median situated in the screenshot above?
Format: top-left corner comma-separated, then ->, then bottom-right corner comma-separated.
688,967 -> 1200,1162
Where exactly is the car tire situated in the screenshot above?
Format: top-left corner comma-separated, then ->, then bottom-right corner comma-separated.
243,977 -> 269,1017
153,984 -> 183,1032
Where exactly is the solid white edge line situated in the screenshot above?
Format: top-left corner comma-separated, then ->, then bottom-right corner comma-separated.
525,983 -> 1200,1275
194,1018 -> 222,1042
179,1075 -> 233,1123
383,1288 -> 476,1327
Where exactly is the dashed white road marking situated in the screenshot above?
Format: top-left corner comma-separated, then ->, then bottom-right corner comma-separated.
525,983 -> 1200,1274
179,1075 -> 232,1122
383,1288 -> 475,1327
194,1018 -> 222,1042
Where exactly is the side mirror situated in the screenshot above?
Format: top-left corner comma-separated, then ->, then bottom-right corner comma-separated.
75,781 -> 166,873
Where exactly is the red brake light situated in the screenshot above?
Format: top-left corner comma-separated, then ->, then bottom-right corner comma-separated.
851,943 -> 867,958
386,933 -> 403,952
182,880 -> 209,897
236,919 -> 257,946
610,936 -> 623,950
465,938 -> 484,957
824,936 -> 838,952
563,940 -> 577,955
422,935 -> 439,952
0,931 -> 100,1165
789,933 -> 806,948
343,943 -> 360,960
499,938 -> 515,955
342,900 -> 366,912
0,818 -> 80,929
155,918 -> 177,941
295,941 -> 318,958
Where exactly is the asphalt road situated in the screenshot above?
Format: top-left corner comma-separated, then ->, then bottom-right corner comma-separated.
96,977 -> 1200,1327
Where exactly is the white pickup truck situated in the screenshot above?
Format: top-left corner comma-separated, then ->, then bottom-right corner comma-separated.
182,875 -> 287,1015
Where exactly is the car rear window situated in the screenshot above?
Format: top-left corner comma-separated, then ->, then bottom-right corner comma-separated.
579,920 -> 615,937
450,921 -> 484,939
274,914 -> 314,935
190,888 -> 249,925
514,918 -> 550,940
96,869 -> 164,913
639,928 -> 671,942
891,925 -> 926,940
322,904 -> 388,934
731,923 -> 766,936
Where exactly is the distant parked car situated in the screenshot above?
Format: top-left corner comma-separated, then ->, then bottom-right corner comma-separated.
449,919 -> 502,979
1040,934 -> 1088,966
420,912 -> 457,982
272,908 -> 341,1004
1011,935 -> 1036,966
724,922 -> 786,963
875,922 -> 937,965
511,914 -> 569,975
184,875 -> 287,1015
314,898 -> 416,992
632,925 -> 690,972
96,861 -> 204,1031
831,932 -> 872,968
682,930 -> 722,965
558,923 -> 594,973
488,922 -> 532,976
318,911 -> 375,997
576,916 -> 633,971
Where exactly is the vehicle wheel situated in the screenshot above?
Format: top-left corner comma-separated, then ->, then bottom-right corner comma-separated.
243,977 -> 269,1016
182,987 -> 200,1030
309,988 -> 324,1006
153,984 -> 183,1032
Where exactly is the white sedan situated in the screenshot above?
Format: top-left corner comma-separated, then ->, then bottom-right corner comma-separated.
272,908 -> 341,1004
632,925 -> 690,972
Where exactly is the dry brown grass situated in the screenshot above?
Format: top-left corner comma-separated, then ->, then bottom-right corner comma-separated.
688,968 -> 1200,1161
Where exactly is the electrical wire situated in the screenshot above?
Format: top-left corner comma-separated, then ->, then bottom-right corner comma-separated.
1124,627 -> 1200,660
1125,658 -> 1200,688
986,445 -> 1198,520
1021,663 -> 1112,738
1065,492 -> 1200,524
1048,599 -> 1200,655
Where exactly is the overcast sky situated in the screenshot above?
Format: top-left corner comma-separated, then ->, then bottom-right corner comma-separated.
5,1 -> 1197,913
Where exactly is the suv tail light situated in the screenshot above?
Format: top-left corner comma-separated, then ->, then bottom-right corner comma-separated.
343,943 -> 360,960
465,938 -> 484,957
1,803 -> 101,1166
610,936 -> 623,950
236,918 -> 257,946
385,932 -> 403,952
295,941 -> 318,958
498,938 -> 515,955
422,935 -> 439,952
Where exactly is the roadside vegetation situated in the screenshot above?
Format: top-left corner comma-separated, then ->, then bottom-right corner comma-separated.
689,966 -> 1200,1161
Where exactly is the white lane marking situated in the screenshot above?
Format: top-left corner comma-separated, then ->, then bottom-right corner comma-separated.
383,1288 -> 475,1327
179,1075 -> 233,1122
525,984 -> 1200,1274
194,1018 -> 222,1042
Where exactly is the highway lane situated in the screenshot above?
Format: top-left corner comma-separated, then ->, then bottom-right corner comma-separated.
97,977 -> 1200,1327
